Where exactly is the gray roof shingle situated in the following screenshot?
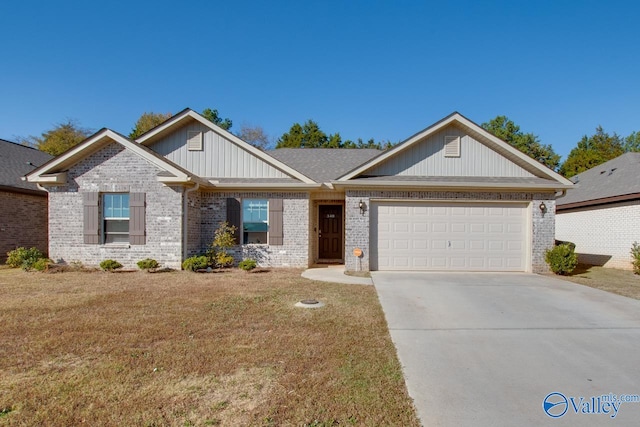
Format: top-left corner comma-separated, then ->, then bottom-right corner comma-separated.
0,139 -> 53,193
558,152 -> 640,207
268,148 -> 382,182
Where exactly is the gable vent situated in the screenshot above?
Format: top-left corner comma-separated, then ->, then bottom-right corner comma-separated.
444,136 -> 461,157
187,131 -> 203,151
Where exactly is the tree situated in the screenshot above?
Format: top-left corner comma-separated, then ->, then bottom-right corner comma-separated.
276,120 -> 393,149
129,112 -> 172,139
20,120 -> 92,156
238,124 -> 271,150
625,131 -> 640,152
559,126 -> 625,178
202,108 -> 232,131
481,115 -> 561,170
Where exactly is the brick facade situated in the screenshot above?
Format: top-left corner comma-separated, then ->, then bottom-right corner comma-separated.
0,190 -> 48,262
46,143 -> 185,269
556,200 -> 640,270
344,190 -> 556,274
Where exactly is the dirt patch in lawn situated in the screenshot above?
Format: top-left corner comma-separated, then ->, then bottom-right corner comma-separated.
552,264 -> 640,300
0,268 -> 419,426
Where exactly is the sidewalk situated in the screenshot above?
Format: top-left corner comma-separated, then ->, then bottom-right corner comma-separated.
301,265 -> 373,285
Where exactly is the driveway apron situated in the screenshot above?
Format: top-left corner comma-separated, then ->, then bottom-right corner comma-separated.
372,272 -> 640,427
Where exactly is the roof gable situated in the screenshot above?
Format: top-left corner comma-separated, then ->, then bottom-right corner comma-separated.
558,152 -> 640,207
26,129 -> 197,186
0,139 -> 53,192
338,112 -> 573,188
137,109 -> 314,184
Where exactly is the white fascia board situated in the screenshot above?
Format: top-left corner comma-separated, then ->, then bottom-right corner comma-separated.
209,180 -> 321,190
137,109 -> 316,184
331,180 -> 573,191
29,172 -> 68,184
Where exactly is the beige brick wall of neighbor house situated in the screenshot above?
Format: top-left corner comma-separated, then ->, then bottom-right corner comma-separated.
47,143 -> 184,269
0,191 -> 48,263
556,200 -> 640,270
198,192 -> 309,267
345,190 -> 555,273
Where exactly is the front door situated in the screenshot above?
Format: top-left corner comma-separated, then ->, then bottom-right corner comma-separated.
318,205 -> 343,260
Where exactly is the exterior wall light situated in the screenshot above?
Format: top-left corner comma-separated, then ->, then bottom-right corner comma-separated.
539,202 -> 547,213
359,200 -> 366,215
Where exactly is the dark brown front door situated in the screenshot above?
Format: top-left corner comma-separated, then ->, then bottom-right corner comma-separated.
319,205 -> 343,260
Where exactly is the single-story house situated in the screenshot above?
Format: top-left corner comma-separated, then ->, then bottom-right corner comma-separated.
0,139 -> 53,262
26,109 -> 572,272
556,152 -> 640,269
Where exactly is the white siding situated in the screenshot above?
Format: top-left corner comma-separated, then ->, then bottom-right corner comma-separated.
149,122 -> 289,178
368,125 -> 535,177
556,201 -> 640,270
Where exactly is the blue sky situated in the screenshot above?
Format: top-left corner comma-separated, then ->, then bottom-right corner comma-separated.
1,0 -> 638,160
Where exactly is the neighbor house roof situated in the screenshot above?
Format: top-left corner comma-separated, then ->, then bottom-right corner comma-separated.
268,148 -> 382,183
337,112 -> 573,190
557,152 -> 640,210
0,138 -> 53,194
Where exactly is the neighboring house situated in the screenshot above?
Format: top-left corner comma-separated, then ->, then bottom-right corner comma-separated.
0,139 -> 53,262
556,153 -> 640,269
26,109 -> 572,272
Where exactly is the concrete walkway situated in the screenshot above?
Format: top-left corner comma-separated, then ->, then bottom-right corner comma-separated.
301,265 -> 373,285
373,272 -> 640,427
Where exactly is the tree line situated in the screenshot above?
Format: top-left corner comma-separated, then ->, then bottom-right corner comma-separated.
18,109 -> 640,178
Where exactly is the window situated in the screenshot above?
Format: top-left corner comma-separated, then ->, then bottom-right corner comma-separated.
103,193 -> 130,244
242,199 -> 268,244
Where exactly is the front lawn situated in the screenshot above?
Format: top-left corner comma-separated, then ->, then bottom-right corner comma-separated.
553,264 -> 640,300
0,268 -> 419,426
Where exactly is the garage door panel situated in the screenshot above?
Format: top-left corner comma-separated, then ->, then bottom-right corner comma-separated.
371,201 -> 527,271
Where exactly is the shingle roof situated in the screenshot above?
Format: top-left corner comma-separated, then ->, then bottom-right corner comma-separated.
268,148 -> 382,182
0,139 -> 53,193
557,152 -> 640,207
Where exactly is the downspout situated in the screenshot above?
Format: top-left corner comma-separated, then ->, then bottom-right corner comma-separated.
183,182 -> 200,261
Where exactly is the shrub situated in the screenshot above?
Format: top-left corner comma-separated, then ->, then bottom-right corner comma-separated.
182,255 -> 209,272
6,247 -> 45,269
238,259 -> 257,271
545,243 -> 578,275
209,222 -> 237,268
32,258 -> 53,272
100,259 -> 123,271
137,258 -> 159,271
631,242 -> 640,275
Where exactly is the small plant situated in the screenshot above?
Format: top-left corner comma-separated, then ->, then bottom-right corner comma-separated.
182,255 -> 209,272
238,259 -> 257,271
100,259 -> 123,271
631,242 -> 640,275
208,222 -> 237,268
545,243 -> 578,275
6,247 -> 46,269
32,258 -> 53,272
137,258 -> 159,271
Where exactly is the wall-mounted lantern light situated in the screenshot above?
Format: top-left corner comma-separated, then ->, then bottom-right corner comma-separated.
359,200 -> 366,215
539,202 -> 547,213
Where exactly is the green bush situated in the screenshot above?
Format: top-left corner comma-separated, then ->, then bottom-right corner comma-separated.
238,259 -> 257,271
137,258 -> 159,271
32,258 -> 53,272
545,243 -> 578,275
631,242 -> 640,275
6,247 -> 46,270
208,222 -> 237,268
100,259 -> 123,271
182,256 -> 209,272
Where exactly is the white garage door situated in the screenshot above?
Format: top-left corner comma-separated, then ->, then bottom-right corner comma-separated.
371,201 -> 528,271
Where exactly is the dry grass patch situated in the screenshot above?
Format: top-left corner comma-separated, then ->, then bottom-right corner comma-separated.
0,268 -> 418,426
552,264 -> 640,300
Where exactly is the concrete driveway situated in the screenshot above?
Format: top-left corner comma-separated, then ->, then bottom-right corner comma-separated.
372,272 -> 640,426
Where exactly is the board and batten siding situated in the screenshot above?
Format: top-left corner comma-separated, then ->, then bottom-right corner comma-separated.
148,122 -> 289,178
368,125 -> 535,178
